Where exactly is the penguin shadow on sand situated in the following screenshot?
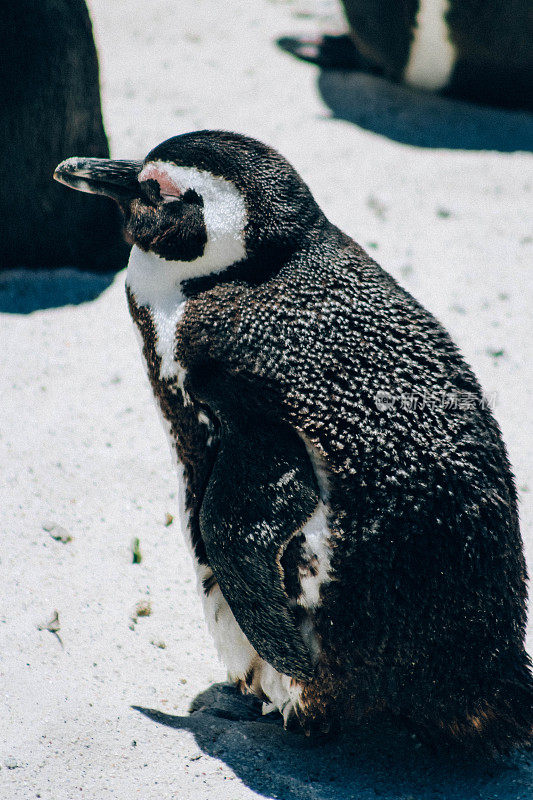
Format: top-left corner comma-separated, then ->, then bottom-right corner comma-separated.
314,70 -> 533,152
0,268 -> 121,315
134,683 -> 533,800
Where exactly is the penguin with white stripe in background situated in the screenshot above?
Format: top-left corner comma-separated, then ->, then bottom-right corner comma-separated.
278,0 -> 533,111
55,130 -> 532,753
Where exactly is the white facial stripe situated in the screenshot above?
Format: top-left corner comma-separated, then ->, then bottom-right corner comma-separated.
138,161 -> 248,278
404,0 -> 456,90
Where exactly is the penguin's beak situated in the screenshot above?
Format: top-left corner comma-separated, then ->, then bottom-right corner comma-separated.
53,158 -> 143,202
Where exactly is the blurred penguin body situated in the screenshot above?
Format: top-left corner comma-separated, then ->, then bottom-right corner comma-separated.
282,0 -> 533,110
0,0 -> 128,270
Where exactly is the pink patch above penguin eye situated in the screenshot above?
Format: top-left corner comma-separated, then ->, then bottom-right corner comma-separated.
138,164 -> 183,200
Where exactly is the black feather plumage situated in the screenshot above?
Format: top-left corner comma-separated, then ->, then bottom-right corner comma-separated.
169,132 -> 532,751
58,130 -> 533,752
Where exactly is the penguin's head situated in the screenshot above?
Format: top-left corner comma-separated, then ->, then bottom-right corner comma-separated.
54,131 -> 323,288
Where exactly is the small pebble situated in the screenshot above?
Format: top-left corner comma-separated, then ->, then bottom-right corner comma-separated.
164,512 -> 174,527
135,600 -> 151,618
42,522 -> 72,543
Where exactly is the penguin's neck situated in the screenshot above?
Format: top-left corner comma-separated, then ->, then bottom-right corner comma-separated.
126,246 -> 187,381
126,245 -> 185,309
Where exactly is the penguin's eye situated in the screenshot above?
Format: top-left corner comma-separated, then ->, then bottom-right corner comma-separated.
138,165 -> 184,203
139,178 -> 162,205
137,164 -> 204,208
183,188 -> 204,207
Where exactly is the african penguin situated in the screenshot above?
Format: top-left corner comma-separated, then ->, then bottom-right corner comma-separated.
278,0 -> 533,111
0,0 -> 128,270
54,130 -> 533,752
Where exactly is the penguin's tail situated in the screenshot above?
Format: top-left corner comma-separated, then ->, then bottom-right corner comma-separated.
441,663 -> 533,755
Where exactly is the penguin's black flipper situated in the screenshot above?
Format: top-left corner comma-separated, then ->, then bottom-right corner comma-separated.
192,368 -> 320,682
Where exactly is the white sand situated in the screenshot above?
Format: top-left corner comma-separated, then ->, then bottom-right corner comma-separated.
1,1 -> 532,798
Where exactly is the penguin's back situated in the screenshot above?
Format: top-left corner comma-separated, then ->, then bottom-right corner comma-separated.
177,222 -> 532,749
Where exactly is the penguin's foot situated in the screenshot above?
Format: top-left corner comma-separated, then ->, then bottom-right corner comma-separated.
276,34 -> 365,70
282,698 -> 300,730
261,698 -> 297,725
261,697 -> 309,732
262,694 -> 334,736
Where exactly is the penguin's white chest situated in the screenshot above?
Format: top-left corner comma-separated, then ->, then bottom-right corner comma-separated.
126,246 -> 333,721
126,246 -> 256,678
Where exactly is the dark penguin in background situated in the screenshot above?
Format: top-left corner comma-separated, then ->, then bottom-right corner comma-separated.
279,0 -> 533,111
0,0 -> 128,270
55,130 -> 532,753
